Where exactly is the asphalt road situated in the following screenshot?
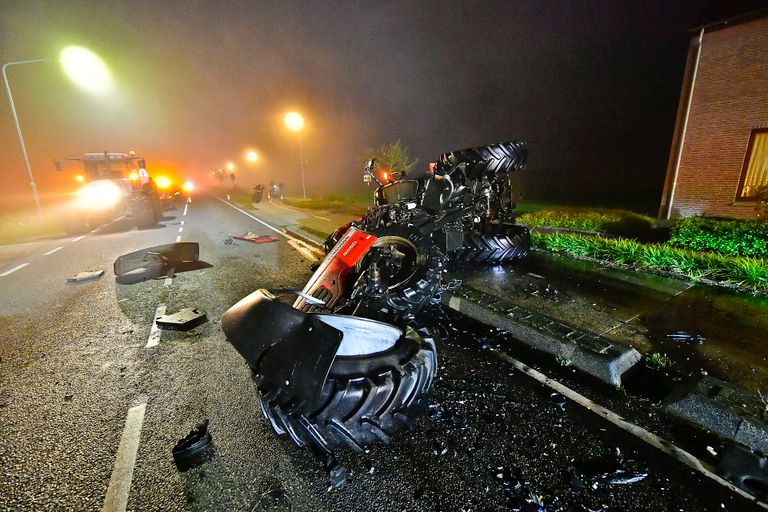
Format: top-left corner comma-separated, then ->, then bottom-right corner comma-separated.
0,194 -> 762,511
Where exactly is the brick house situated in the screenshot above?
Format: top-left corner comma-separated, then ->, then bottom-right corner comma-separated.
659,10 -> 768,219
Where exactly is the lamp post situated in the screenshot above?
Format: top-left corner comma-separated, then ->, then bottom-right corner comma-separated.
2,46 -> 111,215
2,59 -> 49,215
284,111 -> 306,199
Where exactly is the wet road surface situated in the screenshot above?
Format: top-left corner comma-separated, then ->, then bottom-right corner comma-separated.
0,194 -> 763,511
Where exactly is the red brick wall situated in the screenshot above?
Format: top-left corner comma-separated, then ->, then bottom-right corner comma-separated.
662,16 -> 768,219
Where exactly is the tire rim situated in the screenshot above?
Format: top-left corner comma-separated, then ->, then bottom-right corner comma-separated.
362,235 -> 422,290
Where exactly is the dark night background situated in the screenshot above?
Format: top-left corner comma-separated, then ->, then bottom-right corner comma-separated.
1,0 -> 765,214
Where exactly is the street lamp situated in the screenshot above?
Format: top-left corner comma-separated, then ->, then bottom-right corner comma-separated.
246,150 -> 259,163
2,46 -> 111,215
284,111 -> 307,199
226,161 -> 235,171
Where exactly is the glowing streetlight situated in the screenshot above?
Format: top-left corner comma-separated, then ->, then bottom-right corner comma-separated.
2,46 -> 111,214
59,46 -> 112,96
226,162 -> 235,171
283,111 -> 307,199
246,150 -> 259,162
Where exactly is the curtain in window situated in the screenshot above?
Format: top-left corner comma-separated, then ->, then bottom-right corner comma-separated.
742,132 -> 768,198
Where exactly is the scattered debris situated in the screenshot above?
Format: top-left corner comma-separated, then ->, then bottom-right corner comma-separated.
66,270 -> 104,283
156,308 -> 208,331
114,242 -> 211,284
172,419 -> 213,471
250,487 -> 293,512
223,237 -> 236,245
666,331 -> 706,345
229,232 -> 279,244
716,443 -> 768,500
321,453 -> 347,488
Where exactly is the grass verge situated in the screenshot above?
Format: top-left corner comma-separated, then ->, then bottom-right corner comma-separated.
0,209 -> 64,245
284,192 -> 371,215
518,207 -> 653,236
530,231 -> 768,292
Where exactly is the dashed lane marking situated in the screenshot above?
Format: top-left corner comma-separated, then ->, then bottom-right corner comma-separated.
72,235 -> 85,242
175,235 -> 181,242
183,204 -> 188,216
180,220 -> 184,226
178,227 -> 183,233
43,246 -> 63,256
0,263 -> 29,277
146,304 -> 166,348
102,402 -> 146,512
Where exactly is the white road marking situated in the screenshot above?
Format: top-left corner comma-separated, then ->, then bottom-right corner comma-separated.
180,220 -> 185,226
216,197 -> 321,261
72,235 -> 85,242
146,304 -> 166,348
102,402 -> 146,512
313,214 -> 332,221
492,350 -> 768,509
217,197 -> 285,236
0,263 -> 29,277
178,227 -> 183,233
183,204 -> 188,216
287,239 -> 319,261
175,235 -> 181,242
43,246 -> 63,256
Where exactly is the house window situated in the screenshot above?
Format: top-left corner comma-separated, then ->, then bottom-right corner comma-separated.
737,129 -> 768,200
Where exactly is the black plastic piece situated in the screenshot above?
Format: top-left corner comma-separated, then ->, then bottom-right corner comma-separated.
114,242 -> 210,284
221,290 -> 343,414
173,419 -> 213,471
717,443 -> 768,500
156,308 -> 208,331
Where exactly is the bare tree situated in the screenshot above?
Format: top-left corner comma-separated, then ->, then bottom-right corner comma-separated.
361,140 -> 418,178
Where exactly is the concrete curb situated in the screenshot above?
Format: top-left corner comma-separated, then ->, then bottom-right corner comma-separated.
441,288 -> 642,386
283,226 -> 325,249
662,375 -> 768,455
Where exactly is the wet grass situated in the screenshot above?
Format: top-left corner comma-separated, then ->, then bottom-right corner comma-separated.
530,231 -> 768,292
518,207 -> 654,236
283,191 -> 371,215
0,208 -> 64,245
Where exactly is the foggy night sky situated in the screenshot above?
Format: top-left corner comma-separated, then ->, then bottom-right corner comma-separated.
0,0 -> 764,213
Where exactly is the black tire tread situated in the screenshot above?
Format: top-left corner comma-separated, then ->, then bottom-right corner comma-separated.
257,329 -> 436,453
452,226 -> 530,265
439,140 -> 527,176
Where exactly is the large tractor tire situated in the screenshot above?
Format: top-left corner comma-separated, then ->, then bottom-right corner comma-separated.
451,224 -> 530,265
133,194 -> 159,228
438,140 -> 528,177
256,321 -> 437,453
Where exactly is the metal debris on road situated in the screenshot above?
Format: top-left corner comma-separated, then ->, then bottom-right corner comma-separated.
66,270 -> 104,283
156,308 -> 208,331
172,419 -> 213,472
666,331 -> 706,345
251,487 -> 293,512
228,232 -> 279,244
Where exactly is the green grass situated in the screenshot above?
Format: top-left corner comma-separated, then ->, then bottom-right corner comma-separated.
530,231 -> 768,291
518,207 -> 653,236
283,191 -> 372,215
0,209 -> 64,245
646,352 -> 672,369
669,216 -> 768,258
